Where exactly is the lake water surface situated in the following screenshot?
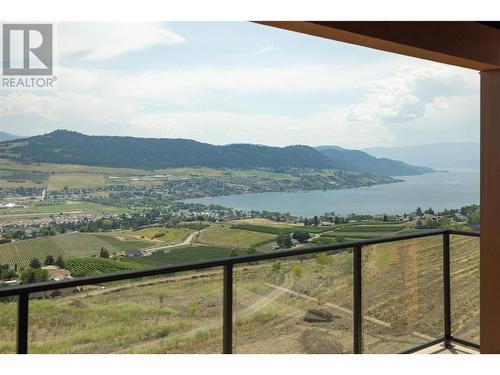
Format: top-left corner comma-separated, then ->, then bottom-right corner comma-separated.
186,169 -> 479,217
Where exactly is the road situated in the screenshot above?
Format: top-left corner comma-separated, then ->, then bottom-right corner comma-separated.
141,230 -> 201,254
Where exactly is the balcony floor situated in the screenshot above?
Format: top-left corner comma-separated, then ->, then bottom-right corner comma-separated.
415,343 -> 479,354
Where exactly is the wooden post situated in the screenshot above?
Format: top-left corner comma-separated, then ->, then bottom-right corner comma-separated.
480,69 -> 500,353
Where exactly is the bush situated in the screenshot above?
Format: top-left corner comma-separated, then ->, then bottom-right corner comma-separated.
29,258 -> 41,269
19,268 -> 49,284
291,264 -> 304,279
44,255 -> 55,266
272,261 -> 281,272
315,253 -> 331,265
292,232 -> 311,243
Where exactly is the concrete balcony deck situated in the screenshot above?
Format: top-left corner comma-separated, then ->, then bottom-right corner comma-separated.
416,343 -> 479,354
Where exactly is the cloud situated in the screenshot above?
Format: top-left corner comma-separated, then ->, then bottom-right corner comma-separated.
253,43 -> 274,55
58,23 -> 185,60
345,62 -> 476,123
1,58 -> 478,149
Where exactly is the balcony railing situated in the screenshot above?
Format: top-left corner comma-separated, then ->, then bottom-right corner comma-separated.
0,229 -> 480,354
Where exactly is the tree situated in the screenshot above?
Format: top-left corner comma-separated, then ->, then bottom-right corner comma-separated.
246,245 -> 257,255
467,207 -> 480,227
29,258 -> 41,269
13,230 -> 26,240
292,231 -> 311,243
229,248 -> 239,257
276,234 -> 292,249
424,207 -> 435,215
383,214 -> 388,222
312,216 -> 320,226
19,268 -> 49,284
416,207 -> 423,216
44,255 -> 55,266
0,264 -> 17,280
55,256 -> 65,269
99,246 -> 110,258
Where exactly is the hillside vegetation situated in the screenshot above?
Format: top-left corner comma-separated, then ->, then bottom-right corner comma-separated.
316,146 -> 434,176
1,130 -> 433,176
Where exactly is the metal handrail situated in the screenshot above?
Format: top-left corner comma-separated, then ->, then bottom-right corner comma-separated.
0,228 -> 480,354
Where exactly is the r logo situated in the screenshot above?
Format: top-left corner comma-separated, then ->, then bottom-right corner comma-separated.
2,24 -> 53,76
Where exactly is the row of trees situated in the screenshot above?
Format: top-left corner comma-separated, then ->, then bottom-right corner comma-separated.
275,232 -> 312,249
29,255 -> 65,269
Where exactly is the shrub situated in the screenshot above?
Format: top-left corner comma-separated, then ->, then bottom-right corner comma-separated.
291,264 -> 304,279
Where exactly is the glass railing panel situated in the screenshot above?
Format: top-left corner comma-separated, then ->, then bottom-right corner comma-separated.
233,249 -> 353,353
450,234 -> 479,344
0,295 -> 17,353
26,268 -> 223,353
362,235 -> 444,353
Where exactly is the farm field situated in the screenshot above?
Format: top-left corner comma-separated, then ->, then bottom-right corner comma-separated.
322,223 -> 409,240
230,223 -> 334,235
118,227 -> 194,245
0,233 -> 479,353
130,245 -> 233,267
47,173 -> 106,191
228,218 -> 300,227
0,201 -> 128,217
0,220 -> 415,269
197,225 -> 277,249
0,158 -> 305,190
0,232 -> 154,268
66,257 -> 142,276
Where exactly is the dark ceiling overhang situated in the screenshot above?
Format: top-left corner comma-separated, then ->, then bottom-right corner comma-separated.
256,21 -> 500,71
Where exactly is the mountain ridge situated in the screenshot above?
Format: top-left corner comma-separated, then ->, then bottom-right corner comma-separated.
315,145 -> 435,176
0,131 -> 21,142
0,130 -> 434,176
362,143 -> 479,169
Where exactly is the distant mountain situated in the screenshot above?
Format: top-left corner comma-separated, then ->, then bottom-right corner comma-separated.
362,143 -> 480,169
316,146 -> 435,176
0,131 -> 21,142
0,130 -> 436,176
0,130 -> 338,170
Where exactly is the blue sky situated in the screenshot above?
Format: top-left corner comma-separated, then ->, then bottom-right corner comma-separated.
0,22 -> 479,148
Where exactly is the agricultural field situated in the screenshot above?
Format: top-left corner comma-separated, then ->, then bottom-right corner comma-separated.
0,201 -> 128,217
0,170 -> 48,188
0,232 -> 154,268
66,257 -> 142,276
0,234 -> 479,353
230,223 -> 334,235
0,158 -> 275,190
228,218 -> 300,227
197,225 -> 276,249
130,245 -> 233,267
47,173 -> 106,191
322,223 -> 409,240
228,169 -> 294,179
118,227 -> 194,245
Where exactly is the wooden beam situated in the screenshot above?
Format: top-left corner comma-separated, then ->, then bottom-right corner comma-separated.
257,21 -> 500,71
480,69 -> 500,353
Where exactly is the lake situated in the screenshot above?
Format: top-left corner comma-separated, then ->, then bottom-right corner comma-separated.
186,169 -> 479,217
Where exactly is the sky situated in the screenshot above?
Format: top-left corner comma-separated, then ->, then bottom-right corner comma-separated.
0,22 -> 480,149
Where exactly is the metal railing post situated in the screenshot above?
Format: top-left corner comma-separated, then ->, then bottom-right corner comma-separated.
353,245 -> 363,354
223,264 -> 233,354
443,231 -> 452,348
16,293 -> 29,354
